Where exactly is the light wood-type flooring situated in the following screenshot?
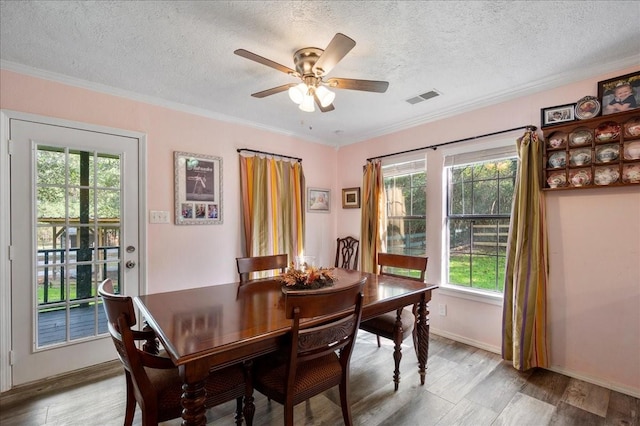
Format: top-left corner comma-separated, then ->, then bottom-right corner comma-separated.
1,332 -> 638,425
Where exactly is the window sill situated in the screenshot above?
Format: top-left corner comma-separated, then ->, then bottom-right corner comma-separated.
437,284 -> 504,306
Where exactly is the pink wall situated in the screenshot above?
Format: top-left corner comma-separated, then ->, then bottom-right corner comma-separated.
0,70 -> 338,293
336,66 -> 640,396
2,66 -> 639,396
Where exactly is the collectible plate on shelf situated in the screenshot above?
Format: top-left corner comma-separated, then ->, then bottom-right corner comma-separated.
569,129 -> 593,146
548,152 -> 566,169
594,167 -> 619,185
546,172 -> 566,188
625,117 -> 640,137
595,122 -> 620,142
596,145 -> 619,163
575,96 -> 601,120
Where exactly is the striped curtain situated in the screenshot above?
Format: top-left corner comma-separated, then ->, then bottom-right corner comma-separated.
239,155 -> 305,264
502,130 -> 549,370
360,160 -> 386,273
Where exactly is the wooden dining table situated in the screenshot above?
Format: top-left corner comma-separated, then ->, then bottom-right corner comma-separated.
135,268 -> 438,425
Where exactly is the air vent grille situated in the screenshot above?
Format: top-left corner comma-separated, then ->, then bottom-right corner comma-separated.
406,89 -> 441,105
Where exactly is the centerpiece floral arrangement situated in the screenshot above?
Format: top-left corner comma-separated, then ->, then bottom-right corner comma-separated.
278,262 -> 337,290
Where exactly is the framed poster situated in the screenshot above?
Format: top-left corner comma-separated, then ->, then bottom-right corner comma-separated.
342,187 -> 361,208
307,187 -> 330,213
174,151 -> 223,225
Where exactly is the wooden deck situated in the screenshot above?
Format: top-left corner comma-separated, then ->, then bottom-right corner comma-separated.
38,304 -> 108,347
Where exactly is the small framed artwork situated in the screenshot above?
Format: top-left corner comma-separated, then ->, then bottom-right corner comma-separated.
174,151 -> 223,225
541,103 -> 576,127
598,71 -> 640,116
575,96 -> 601,120
307,187 -> 330,213
342,187 -> 360,209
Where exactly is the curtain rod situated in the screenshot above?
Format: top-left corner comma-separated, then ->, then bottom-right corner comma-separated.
237,148 -> 302,162
366,125 -> 537,162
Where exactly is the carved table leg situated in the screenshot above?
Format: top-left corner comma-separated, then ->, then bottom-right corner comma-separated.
242,360 -> 255,426
392,308 -> 403,391
179,362 -> 209,426
416,294 -> 429,385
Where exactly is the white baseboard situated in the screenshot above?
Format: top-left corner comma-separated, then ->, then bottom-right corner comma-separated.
430,328 -> 502,354
430,328 -> 640,399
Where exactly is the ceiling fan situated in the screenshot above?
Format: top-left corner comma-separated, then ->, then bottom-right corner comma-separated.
234,33 -> 389,113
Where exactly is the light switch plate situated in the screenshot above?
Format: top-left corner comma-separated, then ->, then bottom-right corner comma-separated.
149,210 -> 170,224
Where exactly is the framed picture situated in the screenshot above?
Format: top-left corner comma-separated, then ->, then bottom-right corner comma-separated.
307,187 -> 330,213
598,71 -> 640,116
174,151 -> 223,225
342,187 -> 360,209
575,96 -> 601,120
541,103 -> 576,127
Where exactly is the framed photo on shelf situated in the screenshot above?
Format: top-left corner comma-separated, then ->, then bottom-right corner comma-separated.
598,71 -> 640,116
174,151 -> 223,225
541,103 -> 576,127
341,187 -> 360,209
307,187 -> 330,213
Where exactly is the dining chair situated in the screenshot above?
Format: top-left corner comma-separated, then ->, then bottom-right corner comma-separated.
334,236 -> 359,270
236,254 -> 288,283
358,253 -> 428,390
98,279 -> 250,426
252,281 -> 365,426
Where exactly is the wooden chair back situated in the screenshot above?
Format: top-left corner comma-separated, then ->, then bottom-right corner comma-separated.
377,253 -> 428,281
236,254 -> 288,282
334,236 -> 359,270
284,281 -> 365,405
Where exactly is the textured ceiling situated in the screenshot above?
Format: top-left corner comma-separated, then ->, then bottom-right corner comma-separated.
1,1 -> 639,147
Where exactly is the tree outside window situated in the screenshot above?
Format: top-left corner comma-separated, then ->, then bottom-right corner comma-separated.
447,157 -> 517,292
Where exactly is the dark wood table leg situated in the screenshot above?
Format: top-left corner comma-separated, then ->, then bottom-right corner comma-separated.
179,361 -> 209,426
242,360 -> 255,426
392,308 -> 403,391
416,294 -> 429,385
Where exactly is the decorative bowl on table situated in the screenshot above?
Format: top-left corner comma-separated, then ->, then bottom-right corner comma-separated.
622,164 -> 640,183
278,263 -> 336,290
548,152 -> 566,168
594,167 -> 620,186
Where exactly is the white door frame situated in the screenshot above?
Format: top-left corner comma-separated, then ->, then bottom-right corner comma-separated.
0,110 -> 148,392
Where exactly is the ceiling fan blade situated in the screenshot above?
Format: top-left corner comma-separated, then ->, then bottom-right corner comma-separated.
251,83 -> 297,98
314,93 -> 335,112
234,49 -> 296,75
312,33 -> 356,75
326,78 -> 389,93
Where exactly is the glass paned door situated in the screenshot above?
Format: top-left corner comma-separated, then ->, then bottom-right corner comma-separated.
9,116 -> 140,386
35,146 -> 123,347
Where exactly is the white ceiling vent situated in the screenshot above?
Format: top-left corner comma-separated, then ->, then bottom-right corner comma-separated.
406,89 -> 441,105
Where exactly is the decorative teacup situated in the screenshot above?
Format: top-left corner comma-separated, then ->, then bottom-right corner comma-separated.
547,174 -> 565,188
623,165 -> 640,183
548,154 -> 566,168
625,142 -> 640,160
595,168 -> 618,185
572,152 -> 590,166
598,147 -> 618,162
549,138 -> 564,148
571,171 -> 590,187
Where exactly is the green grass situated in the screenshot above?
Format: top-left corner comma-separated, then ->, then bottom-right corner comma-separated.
449,254 -> 505,292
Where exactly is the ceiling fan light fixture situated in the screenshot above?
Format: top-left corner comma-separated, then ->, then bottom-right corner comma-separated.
315,85 -> 335,108
288,83 -> 307,104
299,94 -> 315,112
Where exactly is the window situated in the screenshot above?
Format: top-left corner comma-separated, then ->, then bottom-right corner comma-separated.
445,148 -> 517,293
382,159 -> 426,257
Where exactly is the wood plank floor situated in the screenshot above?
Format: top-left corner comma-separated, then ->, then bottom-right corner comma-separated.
1,332 -> 638,425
